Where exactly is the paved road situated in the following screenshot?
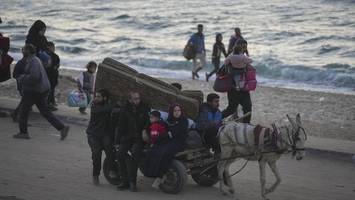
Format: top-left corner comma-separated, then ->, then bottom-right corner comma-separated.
0,116 -> 354,200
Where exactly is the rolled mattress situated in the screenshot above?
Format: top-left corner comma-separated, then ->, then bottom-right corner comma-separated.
95,58 -> 201,119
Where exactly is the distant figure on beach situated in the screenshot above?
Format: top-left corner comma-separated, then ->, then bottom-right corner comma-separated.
188,24 -> 206,80
46,41 -> 60,111
26,20 -> 51,68
86,89 -> 115,185
227,27 -> 249,56
222,40 -> 252,123
13,44 -> 69,140
206,33 -> 227,82
77,61 -> 97,114
116,91 -> 150,192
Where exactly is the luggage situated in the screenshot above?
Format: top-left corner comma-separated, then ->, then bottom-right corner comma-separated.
240,65 -> 257,91
213,64 -> 233,93
0,33 -> 10,54
183,43 -> 196,60
67,90 -> 88,107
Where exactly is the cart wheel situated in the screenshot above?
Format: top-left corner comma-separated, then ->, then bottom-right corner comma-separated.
191,165 -> 219,187
103,157 -> 121,185
159,160 -> 187,194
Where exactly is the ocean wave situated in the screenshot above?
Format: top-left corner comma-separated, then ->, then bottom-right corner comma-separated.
57,46 -> 89,54
300,35 -> 355,44
254,60 -> 355,88
111,14 -> 131,20
318,45 -> 341,54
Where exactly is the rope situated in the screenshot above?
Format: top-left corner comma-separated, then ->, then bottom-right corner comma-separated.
223,159 -> 249,179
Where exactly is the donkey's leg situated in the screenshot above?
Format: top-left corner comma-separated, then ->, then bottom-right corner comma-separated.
218,146 -> 232,195
265,160 -> 282,195
259,160 -> 267,200
224,160 -> 235,194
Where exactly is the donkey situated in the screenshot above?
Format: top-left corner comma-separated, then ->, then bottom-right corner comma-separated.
217,114 -> 306,200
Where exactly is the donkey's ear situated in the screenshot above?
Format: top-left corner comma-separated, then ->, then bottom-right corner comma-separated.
296,113 -> 302,126
286,114 -> 296,127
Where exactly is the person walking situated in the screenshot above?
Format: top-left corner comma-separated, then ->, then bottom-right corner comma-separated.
206,33 -> 227,82
13,44 -> 69,140
227,27 -> 249,56
188,24 -> 206,80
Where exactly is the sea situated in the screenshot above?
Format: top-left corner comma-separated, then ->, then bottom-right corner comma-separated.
1,0 -> 355,94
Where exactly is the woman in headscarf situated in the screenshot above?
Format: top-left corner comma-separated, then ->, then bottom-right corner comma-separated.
143,103 -> 189,188
26,20 -> 50,68
26,20 -> 48,52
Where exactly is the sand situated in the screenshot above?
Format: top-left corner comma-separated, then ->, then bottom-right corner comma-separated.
1,68 -> 354,141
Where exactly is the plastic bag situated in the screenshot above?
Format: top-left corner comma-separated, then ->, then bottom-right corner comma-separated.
67,90 -> 88,107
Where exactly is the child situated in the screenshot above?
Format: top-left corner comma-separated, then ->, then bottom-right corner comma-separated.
46,41 -> 60,110
206,33 -> 227,82
143,111 -> 168,146
86,89 -> 115,185
77,61 -> 97,114
224,39 -> 252,90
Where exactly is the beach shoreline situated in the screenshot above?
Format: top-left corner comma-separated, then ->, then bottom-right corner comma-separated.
1,67 -> 354,142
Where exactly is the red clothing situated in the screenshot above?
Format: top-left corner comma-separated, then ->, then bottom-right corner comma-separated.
149,121 -> 167,145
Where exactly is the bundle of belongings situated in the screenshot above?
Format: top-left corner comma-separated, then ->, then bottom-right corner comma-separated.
0,33 -> 14,82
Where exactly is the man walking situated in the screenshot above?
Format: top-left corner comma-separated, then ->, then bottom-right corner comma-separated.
188,24 -> 206,79
13,44 -> 69,140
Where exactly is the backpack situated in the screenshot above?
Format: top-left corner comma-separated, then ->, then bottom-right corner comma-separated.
239,65 -> 257,91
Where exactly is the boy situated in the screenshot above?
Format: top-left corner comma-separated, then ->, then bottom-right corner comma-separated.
77,61 -> 97,114
46,41 -> 60,110
86,89 -> 115,185
143,111 -> 168,146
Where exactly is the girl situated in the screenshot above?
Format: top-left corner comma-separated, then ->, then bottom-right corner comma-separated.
77,61 -> 97,114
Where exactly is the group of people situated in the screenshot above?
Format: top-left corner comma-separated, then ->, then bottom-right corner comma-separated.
1,19 -> 253,193
188,24 -> 253,123
85,87 -> 224,192
0,20 -> 70,140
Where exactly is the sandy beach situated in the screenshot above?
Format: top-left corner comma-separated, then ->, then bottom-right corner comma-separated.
1,68 -> 354,141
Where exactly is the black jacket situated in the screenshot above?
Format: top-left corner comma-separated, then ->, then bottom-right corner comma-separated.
167,117 -> 189,145
86,102 -> 113,138
118,101 -> 150,143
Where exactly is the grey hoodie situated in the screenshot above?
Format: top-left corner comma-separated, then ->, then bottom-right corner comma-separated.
19,55 -> 50,93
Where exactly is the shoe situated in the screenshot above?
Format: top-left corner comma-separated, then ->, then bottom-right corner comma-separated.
129,182 -> 137,192
10,112 -> 18,123
79,110 -> 87,115
60,126 -> 70,140
93,176 -> 100,185
152,178 -> 161,189
49,105 -> 58,111
117,182 -> 129,191
205,73 -> 210,82
13,133 -> 30,139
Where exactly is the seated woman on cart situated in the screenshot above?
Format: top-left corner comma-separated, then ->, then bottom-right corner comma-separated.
143,103 -> 189,188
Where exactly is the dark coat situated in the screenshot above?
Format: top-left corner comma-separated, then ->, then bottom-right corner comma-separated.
12,58 -> 27,91
86,102 -> 113,138
143,115 -> 188,178
46,51 -> 60,87
117,101 -> 150,143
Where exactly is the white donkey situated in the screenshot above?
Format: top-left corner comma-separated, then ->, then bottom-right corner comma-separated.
217,114 -> 306,200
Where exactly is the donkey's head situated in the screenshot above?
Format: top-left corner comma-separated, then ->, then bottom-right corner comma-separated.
286,113 -> 307,161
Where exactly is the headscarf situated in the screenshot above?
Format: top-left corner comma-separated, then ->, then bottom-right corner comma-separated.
27,20 -> 46,36
167,103 -> 185,123
26,20 -> 48,51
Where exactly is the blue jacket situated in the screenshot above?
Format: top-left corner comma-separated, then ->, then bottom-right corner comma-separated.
196,103 -> 222,131
189,33 -> 205,54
